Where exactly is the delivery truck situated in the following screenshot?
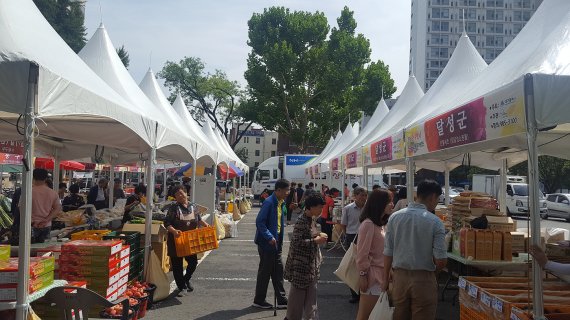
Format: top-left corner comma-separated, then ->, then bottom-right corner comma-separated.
252,155 -> 317,198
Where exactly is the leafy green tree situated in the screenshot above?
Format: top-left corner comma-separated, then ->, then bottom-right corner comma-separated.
243,6 -> 396,152
159,57 -> 253,146
509,156 -> 570,193
234,147 -> 249,164
34,0 -> 87,53
116,45 -> 130,69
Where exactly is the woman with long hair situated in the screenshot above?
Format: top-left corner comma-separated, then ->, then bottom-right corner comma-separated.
355,189 -> 393,320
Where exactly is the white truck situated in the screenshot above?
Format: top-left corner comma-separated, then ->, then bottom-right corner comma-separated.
472,174 -> 548,216
252,155 -> 317,198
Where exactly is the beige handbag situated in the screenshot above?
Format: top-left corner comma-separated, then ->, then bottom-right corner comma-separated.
368,291 -> 394,320
333,235 -> 359,292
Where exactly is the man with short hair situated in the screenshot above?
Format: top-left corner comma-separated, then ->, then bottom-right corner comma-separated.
383,180 -> 447,320
28,169 -> 61,243
341,186 -> 367,303
87,178 -> 109,210
253,179 -> 290,309
113,178 -> 126,205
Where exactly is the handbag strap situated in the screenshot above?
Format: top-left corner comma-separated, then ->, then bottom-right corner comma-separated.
352,233 -> 358,244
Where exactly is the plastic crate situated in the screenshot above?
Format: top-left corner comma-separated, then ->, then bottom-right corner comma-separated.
71,230 -> 112,240
103,231 -> 141,252
174,226 -> 218,257
129,248 -> 144,271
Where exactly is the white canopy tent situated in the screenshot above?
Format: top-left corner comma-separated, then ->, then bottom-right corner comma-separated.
0,1 -> 171,318
329,98 -> 390,175
401,1 -> 570,316
316,122 -> 359,174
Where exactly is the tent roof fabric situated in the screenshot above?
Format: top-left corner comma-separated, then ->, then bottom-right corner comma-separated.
0,0 -> 152,154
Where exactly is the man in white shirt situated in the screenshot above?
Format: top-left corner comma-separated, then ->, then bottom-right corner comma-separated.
340,186 -> 367,303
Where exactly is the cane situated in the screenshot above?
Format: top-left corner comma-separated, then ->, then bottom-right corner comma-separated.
273,241 -> 278,317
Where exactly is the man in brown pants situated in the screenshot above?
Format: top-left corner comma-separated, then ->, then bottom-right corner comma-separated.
382,180 -> 447,320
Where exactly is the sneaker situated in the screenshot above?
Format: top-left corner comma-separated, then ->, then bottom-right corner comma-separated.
185,280 -> 194,292
252,301 -> 273,309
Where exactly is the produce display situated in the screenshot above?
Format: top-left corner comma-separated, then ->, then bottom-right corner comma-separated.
0,256 -> 55,301
0,195 -> 13,229
0,245 -> 9,262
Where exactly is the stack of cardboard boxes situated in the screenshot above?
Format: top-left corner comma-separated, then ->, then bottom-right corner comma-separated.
0,254 -> 55,301
59,240 -> 130,301
457,228 -> 513,261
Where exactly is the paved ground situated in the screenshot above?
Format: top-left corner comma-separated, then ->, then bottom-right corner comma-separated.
143,207 -> 460,320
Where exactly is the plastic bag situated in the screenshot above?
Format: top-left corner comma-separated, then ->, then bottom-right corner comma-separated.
232,203 -> 242,221
214,214 -> 226,240
239,201 -> 248,214
368,291 -> 394,320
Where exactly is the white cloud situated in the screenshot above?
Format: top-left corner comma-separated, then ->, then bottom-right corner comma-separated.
85,0 -> 410,96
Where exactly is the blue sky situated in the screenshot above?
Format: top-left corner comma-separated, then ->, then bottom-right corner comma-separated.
85,0 -> 411,96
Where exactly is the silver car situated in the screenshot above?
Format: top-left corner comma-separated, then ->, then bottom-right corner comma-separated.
544,193 -> 570,221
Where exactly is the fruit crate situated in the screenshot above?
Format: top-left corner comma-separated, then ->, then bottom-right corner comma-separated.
174,226 -> 218,257
71,230 -> 112,240
129,248 -> 144,271
103,231 -> 141,252
460,304 -> 487,320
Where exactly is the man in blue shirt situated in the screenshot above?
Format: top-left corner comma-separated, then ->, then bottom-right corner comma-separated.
253,179 -> 290,309
383,180 -> 447,320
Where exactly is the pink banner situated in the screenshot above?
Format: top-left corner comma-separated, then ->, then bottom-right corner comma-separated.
345,151 -> 358,169
0,153 -> 23,165
0,141 -> 24,155
331,158 -> 339,171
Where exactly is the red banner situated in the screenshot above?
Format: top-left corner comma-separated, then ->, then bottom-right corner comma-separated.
0,141 -> 24,155
424,98 -> 487,152
371,137 -> 392,163
331,158 -> 339,171
0,153 -> 23,165
345,151 -> 358,169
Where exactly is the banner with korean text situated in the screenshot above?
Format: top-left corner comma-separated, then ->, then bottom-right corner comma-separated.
367,129 -> 406,166
406,82 -> 526,157
344,150 -> 359,169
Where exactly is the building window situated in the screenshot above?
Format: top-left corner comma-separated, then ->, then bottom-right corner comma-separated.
513,23 -> 523,33
513,11 -> 523,21
432,8 -> 450,19
271,151 -> 276,157
466,22 -> 477,33
431,21 -> 450,32
255,137 -> 260,144
254,162 -> 259,167
271,138 -> 276,145
243,137 -> 249,143
255,150 -> 260,156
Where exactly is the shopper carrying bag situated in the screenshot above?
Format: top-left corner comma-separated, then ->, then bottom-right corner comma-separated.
333,234 -> 359,292
368,292 -> 394,320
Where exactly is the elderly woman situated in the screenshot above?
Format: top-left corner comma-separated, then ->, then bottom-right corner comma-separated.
164,185 -> 209,297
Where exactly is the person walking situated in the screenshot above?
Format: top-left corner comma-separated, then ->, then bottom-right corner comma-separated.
253,179 -> 290,309
383,180 -> 447,320
285,184 -> 298,225
392,187 -> 409,213
164,185 -> 209,297
284,191 -> 327,320
355,189 -> 393,320
341,186 -> 367,303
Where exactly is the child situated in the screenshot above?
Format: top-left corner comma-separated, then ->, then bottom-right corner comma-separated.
284,191 -> 328,320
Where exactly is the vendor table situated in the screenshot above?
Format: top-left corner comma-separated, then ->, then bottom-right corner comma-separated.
0,280 -> 68,311
442,252 -> 530,303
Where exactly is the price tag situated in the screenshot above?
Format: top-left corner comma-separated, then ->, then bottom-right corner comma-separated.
480,292 -> 491,307
468,284 -> 478,298
492,298 -> 503,312
458,278 -> 467,289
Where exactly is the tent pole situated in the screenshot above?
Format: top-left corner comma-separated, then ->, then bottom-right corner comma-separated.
406,158 -> 415,202
16,63 -> 39,320
191,158 -> 197,203
163,164 -> 167,200
341,166 -> 346,206
211,164 -> 216,226
499,159 -> 508,214
109,160 -> 115,209
444,162 -> 450,206
524,74 -> 545,319
53,148 -> 60,192
143,147 -> 156,281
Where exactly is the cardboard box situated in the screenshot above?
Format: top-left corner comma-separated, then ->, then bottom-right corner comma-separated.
492,231 -> 503,261
59,253 -> 120,268
511,232 -> 526,253
119,245 -> 130,259
0,271 -> 54,301
461,228 -> 476,258
122,223 -> 168,243
470,208 -> 502,217
0,256 -> 55,283
546,243 -> 570,258
59,261 -> 122,277
476,230 -> 492,261
62,264 -> 126,288
503,232 -> 513,261
61,240 -> 122,256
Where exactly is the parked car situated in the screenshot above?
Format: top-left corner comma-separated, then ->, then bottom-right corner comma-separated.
544,193 -> 570,221
439,188 -> 461,204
